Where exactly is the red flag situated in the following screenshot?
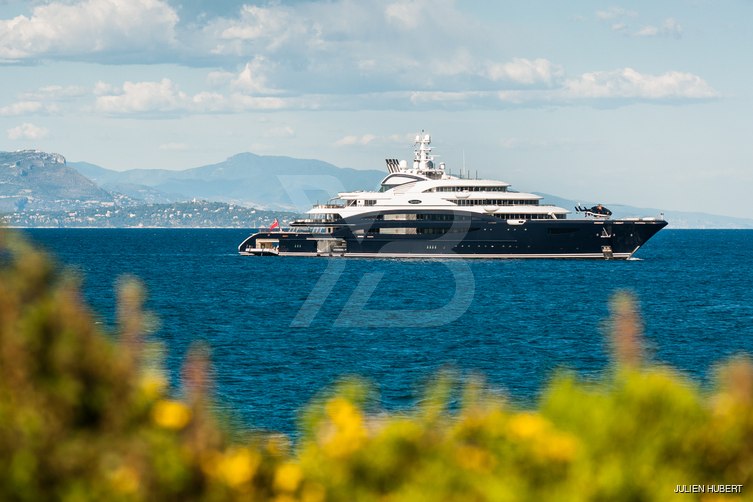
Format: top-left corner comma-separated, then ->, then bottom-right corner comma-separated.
269,218 -> 280,230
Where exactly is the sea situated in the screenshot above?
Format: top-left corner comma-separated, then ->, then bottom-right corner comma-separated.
21,228 -> 753,435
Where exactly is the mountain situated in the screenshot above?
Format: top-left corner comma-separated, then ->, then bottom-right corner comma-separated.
69,153 -> 386,211
0,150 -> 113,212
71,162 -> 186,204
2,149 -> 751,228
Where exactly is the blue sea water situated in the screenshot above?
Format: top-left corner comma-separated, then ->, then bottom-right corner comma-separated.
21,228 -> 753,434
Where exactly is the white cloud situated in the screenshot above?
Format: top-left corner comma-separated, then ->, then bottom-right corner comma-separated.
0,0 -> 178,60
409,91 -> 484,105
335,134 -> 378,147
635,25 -> 659,37
485,58 -> 564,86
19,85 -> 88,101
93,81 -> 115,96
334,132 -> 417,147
0,101 -> 44,116
635,18 -> 683,38
96,79 -> 189,114
384,1 -> 428,30
564,68 -> 717,100
95,77 -> 292,115
7,122 -> 49,140
596,8 -> 683,39
596,7 -> 637,21
207,3 -> 311,56
231,57 -> 275,94
219,5 -> 289,43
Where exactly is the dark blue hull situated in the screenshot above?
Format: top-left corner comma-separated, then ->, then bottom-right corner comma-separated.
239,211 -> 667,259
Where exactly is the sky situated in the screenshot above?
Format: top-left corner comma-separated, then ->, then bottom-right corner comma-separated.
0,0 -> 751,218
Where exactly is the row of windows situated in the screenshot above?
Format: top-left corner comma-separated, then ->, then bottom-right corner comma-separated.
366,227 -> 471,235
427,186 -> 508,193
454,199 -> 539,206
416,214 -> 470,221
363,214 -> 471,221
360,213 -> 565,221
492,213 -> 563,220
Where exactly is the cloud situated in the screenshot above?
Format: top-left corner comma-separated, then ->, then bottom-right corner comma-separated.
94,77 -> 292,115
333,133 -> 410,148
2,2 -> 711,115
485,58 -> 564,86
0,101 -> 44,116
596,8 -> 682,39
89,63 -> 719,117
384,1 -> 429,30
564,68 -> 717,100
0,0 -> 178,61
596,7 -> 638,21
218,5 -> 289,43
19,85 -> 89,101
205,3 -> 311,57
230,56 -> 275,94
96,79 -> 189,114
335,134 -> 377,146
634,18 -> 683,38
7,122 -> 49,140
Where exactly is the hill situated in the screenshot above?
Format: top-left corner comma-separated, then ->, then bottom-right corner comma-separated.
2,149 -> 752,228
69,153 -> 386,211
0,150 -> 113,212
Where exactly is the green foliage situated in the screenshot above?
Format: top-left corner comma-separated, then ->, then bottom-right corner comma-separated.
1,229 -> 752,501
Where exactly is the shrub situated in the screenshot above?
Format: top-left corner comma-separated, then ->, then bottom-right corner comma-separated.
1,229 -> 752,501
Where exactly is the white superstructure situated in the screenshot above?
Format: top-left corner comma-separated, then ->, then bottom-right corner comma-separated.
304,132 -> 569,224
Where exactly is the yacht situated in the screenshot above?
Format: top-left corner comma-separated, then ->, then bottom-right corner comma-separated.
239,132 -> 667,259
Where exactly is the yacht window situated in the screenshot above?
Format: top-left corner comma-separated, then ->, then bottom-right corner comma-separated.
452,199 -> 538,206
426,186 -> 508,193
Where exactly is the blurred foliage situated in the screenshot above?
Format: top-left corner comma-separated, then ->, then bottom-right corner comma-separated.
1,229 -> 753,501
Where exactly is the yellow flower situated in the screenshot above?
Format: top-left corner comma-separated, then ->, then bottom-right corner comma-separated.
321,397 -> 367,457
217,447 -> 260,487
508,413 -> 548,439
152,399 -> 191,430
537,433 -> 578,462
274,462 -> 303,493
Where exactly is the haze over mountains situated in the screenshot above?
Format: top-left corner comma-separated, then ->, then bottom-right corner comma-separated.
1,149 -> 751,228
70,154 -> 385,211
